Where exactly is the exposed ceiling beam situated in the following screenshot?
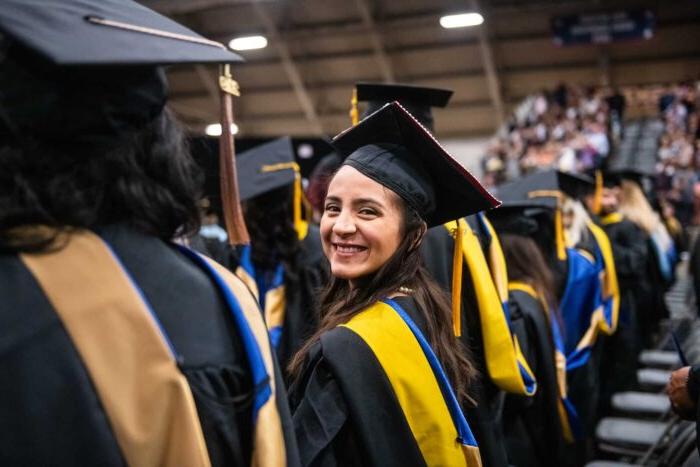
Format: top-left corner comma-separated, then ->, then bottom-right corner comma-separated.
169,50 -> 700,99
251,2 -> 324,135
142,0 -> 272,15
352,0 -> 395,82
470,0 -> 505,127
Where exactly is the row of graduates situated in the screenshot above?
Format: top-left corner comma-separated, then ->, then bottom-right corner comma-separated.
0,1 -> 679,466
225,84 -> 681,466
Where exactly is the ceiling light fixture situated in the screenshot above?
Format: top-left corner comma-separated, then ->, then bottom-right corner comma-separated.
229,35 -> 268,51
440,12 -> 484,29
205,123 -> 239,137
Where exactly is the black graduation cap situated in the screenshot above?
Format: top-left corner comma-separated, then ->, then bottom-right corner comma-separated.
487,202 -> 547,236
497,169 -> 595,204
496,171 -> 560,209
608,166 -> 655,186
0,0 -> 248,243
237,137 -> 310,240
494,170 -> 569,260
0,0 -> 242,66
353,82 -> 453,132
602,170 -> 622,188
332,101 -> 499,227
557,171 -> 595,200
237,137 -> 297,201
0,0 -> 243,142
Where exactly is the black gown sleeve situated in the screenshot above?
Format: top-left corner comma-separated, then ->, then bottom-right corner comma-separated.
272,353 -> 302,467
291,354 -> 358,467
503,298 -> 538,412
608,221 -> 648,281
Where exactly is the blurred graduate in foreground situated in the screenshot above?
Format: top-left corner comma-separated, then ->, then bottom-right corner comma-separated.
0,1 -> 298,465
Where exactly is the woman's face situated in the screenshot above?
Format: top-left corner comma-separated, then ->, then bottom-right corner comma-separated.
321,165 -> 403,283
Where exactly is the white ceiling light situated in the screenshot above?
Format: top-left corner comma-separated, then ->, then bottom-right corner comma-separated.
229,35 -> 268,51
205,123 -> 239,137
439,12 -> 484,29
297,143 -> 314,159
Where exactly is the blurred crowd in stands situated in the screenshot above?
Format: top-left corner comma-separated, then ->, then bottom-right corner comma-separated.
656,83 -> 700,227
482,81 -> 700,231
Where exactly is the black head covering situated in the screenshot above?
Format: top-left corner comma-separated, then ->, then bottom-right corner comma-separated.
497,169 -> 596,204
355,82 -> 453,132
332,102 -> 499,227
0,0 -> 242,145
487,202 -> 549,236
557,171 -> 595,200
237,137 -> 297,201
496,170 -> 560,209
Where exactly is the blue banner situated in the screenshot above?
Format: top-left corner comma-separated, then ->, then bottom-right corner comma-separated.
552,9 -> 655,46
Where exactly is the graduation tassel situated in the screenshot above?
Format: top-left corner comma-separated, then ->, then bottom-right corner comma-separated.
528,190 -> 567,261
350,87 -> 359,126
261,162 -> 309,241
592,169 -> 603,215
292,170 -> 309,241
450,219 -> 464,337
555,207 -> 567,261
218,64 -> 250,245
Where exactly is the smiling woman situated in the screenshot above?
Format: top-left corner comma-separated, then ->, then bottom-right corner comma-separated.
321,165 -> 403,283
287,102 -> 500,467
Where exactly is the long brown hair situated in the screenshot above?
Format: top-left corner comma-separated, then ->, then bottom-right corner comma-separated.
500,233 -> 558,317
288,193 -> 478,405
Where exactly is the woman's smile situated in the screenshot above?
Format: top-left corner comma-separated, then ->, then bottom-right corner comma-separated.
332,242 -> 369,257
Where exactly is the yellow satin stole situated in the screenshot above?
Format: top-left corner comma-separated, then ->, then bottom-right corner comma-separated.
444,218 -> 537,396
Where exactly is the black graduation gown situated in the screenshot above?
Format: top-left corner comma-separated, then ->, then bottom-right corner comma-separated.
188,232 -> 237,271
594,217 -> 648,418
503,290 -> 568,467
0,225 -> 300,467
421,218 -> 509,467
288,296 -> 440,467
643,235 -> 673,345
232,225 -> 327,377
277,225 -> 327,376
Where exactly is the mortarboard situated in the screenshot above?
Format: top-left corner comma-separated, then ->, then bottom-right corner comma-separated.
0,0 -> 240,66
609,166 -> 655,185
557,171 -> 596,200
332,101 -> 500,228
495,170 -> 570,260
487,202 -> 547,236
602,171 -> 622,188
238,137 -> 297,201
0,0 -> 249,244
237,137 -> 309,240
350,82 -> 453,131
497,169 -> 596,204
496,171 -> 560,209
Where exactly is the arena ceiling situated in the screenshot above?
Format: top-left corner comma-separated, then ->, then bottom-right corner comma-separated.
142,0 -> 700,139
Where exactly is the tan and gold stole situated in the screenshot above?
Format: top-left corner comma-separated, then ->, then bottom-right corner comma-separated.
20,229 -> 285,467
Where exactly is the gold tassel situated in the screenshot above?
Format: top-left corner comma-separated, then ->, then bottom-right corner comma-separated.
450,220 -> 464,337
350,87 -> 359,126
528,190 -> 567,261
218,64 -> 250,245
261,162 -> 308,241
555,208 -> 566,261
292,172 -> 309,241
592,170 -> 603,215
